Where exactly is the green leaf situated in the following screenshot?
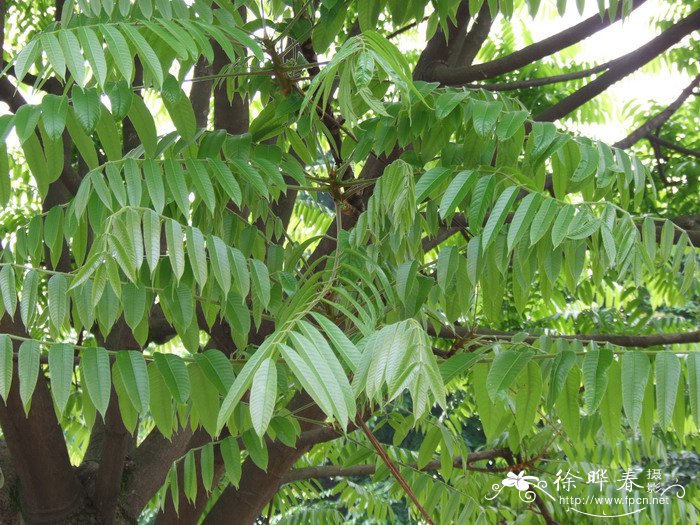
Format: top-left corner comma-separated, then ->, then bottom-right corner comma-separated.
210,159 -> 242,207
18,340 -> 40,412
148,363 -> 173,438
471,99 -> 502,137
486,347 -> 534,401
687,352 -> 700,427
435,92 -> 467,120
468,175 -> 495,232
600,360 -> 622,444
186,160 -> 216,213
59,29 -> 85,86
250,259 -> 270,309
655,351 -> 680,429
186,227 -> 208,289
71,86 -> 101,133
507,192 -> 541,251
115,351 -> 149,413
189,361 -> 220,436
208,234 -> 231,296
551,205 -> 575,248
250,357 -> 277,437
496,110 -> 528,141
200,442 -> 214,493
48,274 -> 68,331
642,217 -> 657,262
417,426 -> 441,468
95,105 -> 122,161
0,335 -> 12,402
164,160 -> 190,217
529,198 -> 557,245
183,450 -> 197,502
415,167 -> 450,204
217,340 -> 274,434
162,76 -> 196,140
621,350 -> 650,430
101,24 -> 134,81
119,23 -> 163,87
20,270 -> 39,329
439,349 -> 486,384
153,353 -> 190,404
0,265 -> 17,318
127,96 -> 158,157
81,347 -> 112,418
77,27 -> 108,88
547,348 -> 576,408
194,349 -> 235,395
41,32 -> 66,80
582,344 -> 613,413
481,186 -> 518,250
515,361 -> 542,436
311,312 -> 361,370
165,219 -> 185,281
220,436 -> 242,487
555,367 -> 580,439
40,95 -> 68,141
48,343 -> 74,415
439,170 -> 476,220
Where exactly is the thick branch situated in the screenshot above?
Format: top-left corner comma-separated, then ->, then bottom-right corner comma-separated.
284,448 -> 513,483
534,10 -> 700,122
0,321 -> 86,523
448,3 -> 493,68
435,325 -> 700,348
614,74 -> 700,148
427,0 -> 646,84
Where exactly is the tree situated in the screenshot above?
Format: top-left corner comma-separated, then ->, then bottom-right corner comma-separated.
0,0 -> 698,523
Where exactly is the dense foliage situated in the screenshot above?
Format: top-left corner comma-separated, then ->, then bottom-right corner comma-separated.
0,0 -> 698,523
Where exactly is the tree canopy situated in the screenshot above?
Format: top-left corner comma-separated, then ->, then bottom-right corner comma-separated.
0,0 -> 698,523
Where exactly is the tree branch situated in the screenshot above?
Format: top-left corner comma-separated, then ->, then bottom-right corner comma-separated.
433,325 -> 700,348
534,10 -> 700,122
0,321 -> 87,523
468,62 -> 610,91
646,134 -> 700,159
614,73 -> 700,148
283,448 -> 513,483
448,2 -> 493,68
426,0 -> 646,84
